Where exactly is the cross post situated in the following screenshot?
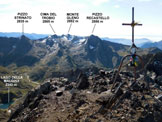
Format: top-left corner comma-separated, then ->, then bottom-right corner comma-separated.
122,7 -> 142,44
111,7 -> 144,91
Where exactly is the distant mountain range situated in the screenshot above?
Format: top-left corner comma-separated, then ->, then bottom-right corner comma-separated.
1,32 -> 162,48
0,32 -> 49,40
0,34 -> 161,81
141,41 -> 162,50
102,37 -> 162,50
102,37 -> 153,47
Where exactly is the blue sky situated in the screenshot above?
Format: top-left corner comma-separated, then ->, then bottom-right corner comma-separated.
0,0 -> 161,41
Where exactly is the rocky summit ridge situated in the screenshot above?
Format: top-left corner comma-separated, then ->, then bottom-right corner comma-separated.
7,53 -> 162,122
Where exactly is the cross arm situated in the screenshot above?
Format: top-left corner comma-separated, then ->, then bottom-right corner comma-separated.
135,24 -> 142,26
122,23 -> 132,25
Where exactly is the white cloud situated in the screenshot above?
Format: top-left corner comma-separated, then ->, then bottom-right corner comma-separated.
117,0 -> 128,1
138,0 -> 152,2
90,0 -> 110,6
0,0 -> 21,5
114,5 -> 120,8
0,0 -> 87,14
117,0 -> 152,2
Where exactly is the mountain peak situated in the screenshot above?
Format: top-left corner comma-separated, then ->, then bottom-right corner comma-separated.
89,34 -> 100,39
87,35 -> 102,45
51,34 -> 58,38
20,35 -> 30,40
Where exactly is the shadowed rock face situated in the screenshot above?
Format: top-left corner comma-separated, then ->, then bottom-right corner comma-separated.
145,53 -> 162,76
0,36 -> 39,67
76,73 -> 89,90
85,35 -> 122,68
8,65 -> 162,122
141,40 -> 162,50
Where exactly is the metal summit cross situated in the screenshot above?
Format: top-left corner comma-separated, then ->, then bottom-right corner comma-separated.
122,7 -> 142,44
111,7 -> 144,91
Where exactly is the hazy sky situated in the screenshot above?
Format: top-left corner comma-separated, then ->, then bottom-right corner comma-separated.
0,0 -> 161,41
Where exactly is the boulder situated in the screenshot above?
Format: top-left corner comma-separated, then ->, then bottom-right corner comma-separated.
76,73 -> 89,90
96,90 -> 114,105
155,76 -> 162,86
122,90 -> 132,99
98,86 -> 107,94
120,71 -> 133,77
156,94 -> 162,101
65,84 -> 73,90
99,70 -> 106,77
138,114 -> 155,122
50,85 -> 58,91
130,82 -> 142,92
39,81 -> 51,95
146,54 -> 162,76
144,76 -> 154,84
56,90 -> 63,96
